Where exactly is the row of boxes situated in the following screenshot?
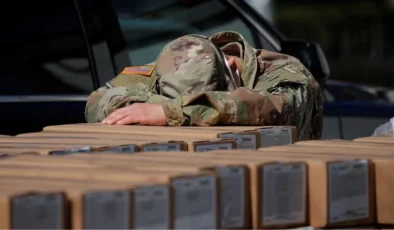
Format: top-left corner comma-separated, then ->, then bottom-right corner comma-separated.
0,123 -> 297,155
1,123 -> 394,229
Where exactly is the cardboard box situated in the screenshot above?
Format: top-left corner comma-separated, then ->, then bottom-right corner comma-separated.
137,138 -> 237,152
43,123 -> 264,133
354,136 -> 394,144
1,154 -> 226,229
0,186 -> 67,229
19,131 -> 260,150
69,152 -> 307,229
0,136 -> 134,146
257,144 -> 394,225
12,133 -> 238,153
0,146 -> 97,156
0,162 -> 219,230
0,176 -> 171,229
218,130 -> 261,149
62,153 -> 250,229
106,152 -> 306,229
295,139 -> 394,148
257,126 -> 297,147
42,123 -> 291,142
199,150 -> 375,228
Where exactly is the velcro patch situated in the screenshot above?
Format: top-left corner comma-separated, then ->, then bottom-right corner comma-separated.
121,65 -> 155,76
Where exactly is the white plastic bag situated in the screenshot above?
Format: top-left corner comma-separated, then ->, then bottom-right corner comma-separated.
372,117 -> 394,136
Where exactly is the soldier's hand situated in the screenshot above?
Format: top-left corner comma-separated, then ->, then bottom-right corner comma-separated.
101,103 -> 168,126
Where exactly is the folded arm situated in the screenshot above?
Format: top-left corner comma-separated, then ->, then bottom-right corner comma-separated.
85,82 -> 168,123
162,83 -> 303,126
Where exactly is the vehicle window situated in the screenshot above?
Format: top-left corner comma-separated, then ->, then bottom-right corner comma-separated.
0,1 -> 94,95
112,0 -> 258,65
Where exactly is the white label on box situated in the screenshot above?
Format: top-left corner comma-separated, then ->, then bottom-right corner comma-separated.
259,127 -> 292,147
84,190 -> 130,229
327,159 -> 370,223
12,193 -> 64,229
215,166 -> 245,228
262,163 -> 306,226
108,145 -> 137,153
219,133 -> 257,149
142,143 -> 181,152
134,185 -> 170,229
172,175 -> 217,229
195,142 -> 233,152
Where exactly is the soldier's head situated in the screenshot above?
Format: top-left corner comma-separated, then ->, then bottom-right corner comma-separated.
155,34 -> 242,98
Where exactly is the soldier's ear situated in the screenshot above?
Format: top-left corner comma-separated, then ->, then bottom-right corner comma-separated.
226,56 -> 237,70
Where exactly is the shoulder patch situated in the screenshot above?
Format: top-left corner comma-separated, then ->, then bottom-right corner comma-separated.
121,65 -> 155,76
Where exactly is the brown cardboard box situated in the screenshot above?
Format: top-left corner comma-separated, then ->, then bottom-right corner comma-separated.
136,138 -> 236,152
19,130 -> 260,150
217,130 -> 262,149
354,136 -> 394,144
0,136 -> 134,145
198,150 -> 375,229
62,153 -> 250,229
0,137 -> 142,153
256,145 -> 394,226
69,152 -> 307,229
295,139 -> 394,148
258,143 -> 394,157
0,186 -> 67,229
1,152 -> 304,229
42,123 -> 291,142
0,154 -> 226,229
0,162 -> 220,230
43,123 -> 264,133
99,152 -> 307,229
239,147 -> 394,225
256,126 -> 297,147
11,133 -> 238,153
0,145 -> 97,156
1,177 -> 173,229
0,176 -> 171,230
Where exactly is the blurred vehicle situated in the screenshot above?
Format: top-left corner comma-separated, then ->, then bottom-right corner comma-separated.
1,0 -> 392,139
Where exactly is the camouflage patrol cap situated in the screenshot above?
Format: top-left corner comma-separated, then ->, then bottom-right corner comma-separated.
155,34 -> 228,98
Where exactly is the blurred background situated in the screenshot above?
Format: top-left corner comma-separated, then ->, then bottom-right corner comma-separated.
250,0 -> 394,98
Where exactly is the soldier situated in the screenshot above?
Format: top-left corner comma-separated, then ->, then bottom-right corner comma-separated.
85,31 -> 323,140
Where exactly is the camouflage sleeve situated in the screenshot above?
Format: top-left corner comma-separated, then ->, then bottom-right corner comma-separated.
85,82 -> 169,123
161,62 -> 322,140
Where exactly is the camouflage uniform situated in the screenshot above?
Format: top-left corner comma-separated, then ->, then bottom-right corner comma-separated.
85,31 -> 323,140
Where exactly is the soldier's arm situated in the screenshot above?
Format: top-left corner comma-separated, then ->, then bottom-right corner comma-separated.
85,83 -> 168,123
161,62 -> 320,134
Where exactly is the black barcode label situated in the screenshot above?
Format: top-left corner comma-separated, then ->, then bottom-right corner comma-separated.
172,176 -> 217,229
262,163 -> 306,226
84,191 -> 130,229
327,160 -> 370,223
12,194 -> 64,229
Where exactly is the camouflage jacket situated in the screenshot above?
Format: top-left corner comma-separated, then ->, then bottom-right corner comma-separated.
85,31 -> 323,140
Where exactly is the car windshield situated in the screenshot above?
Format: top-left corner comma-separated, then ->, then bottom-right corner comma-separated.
111,0 -> 259,65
